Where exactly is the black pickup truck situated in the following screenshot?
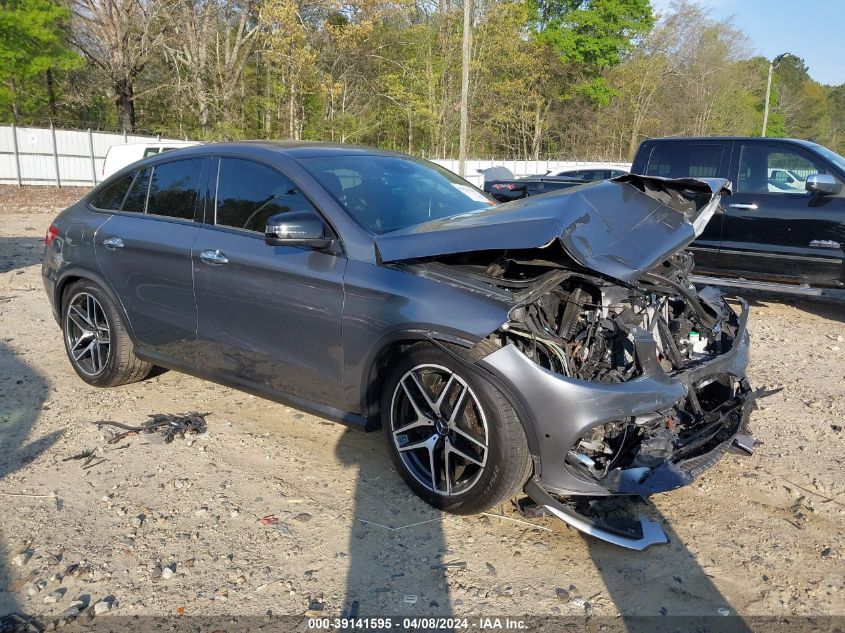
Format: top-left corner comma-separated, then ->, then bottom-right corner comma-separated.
631,137 -> 845,297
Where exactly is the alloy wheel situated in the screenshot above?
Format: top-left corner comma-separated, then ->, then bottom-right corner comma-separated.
390,364 -> 489,496
64,292 -> 111,376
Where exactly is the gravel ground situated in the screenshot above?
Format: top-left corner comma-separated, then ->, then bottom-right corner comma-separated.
0,186 -> 843,630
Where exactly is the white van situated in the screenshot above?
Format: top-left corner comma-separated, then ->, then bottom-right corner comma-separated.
102,141 -> 201,179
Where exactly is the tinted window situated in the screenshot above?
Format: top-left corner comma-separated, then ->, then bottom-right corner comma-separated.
147,159 -> 202,219
91,174 -> 133,210
122,168 -> 151,213
645,143 -> 723,178
302,155 -> 494,234
737,145 -> 828,194
215,158 -> 317,232
143,147 -> 160,158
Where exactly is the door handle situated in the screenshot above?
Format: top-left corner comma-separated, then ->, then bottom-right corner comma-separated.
102,236 -> 124,250
199,249 -> 229,265
728,203 -> 758,210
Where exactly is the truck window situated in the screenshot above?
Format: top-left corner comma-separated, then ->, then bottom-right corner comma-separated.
737,145 -> 827,194
644,143 -> 723,179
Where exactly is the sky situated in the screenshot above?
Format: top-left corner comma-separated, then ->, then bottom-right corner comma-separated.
650,0 -> 845,85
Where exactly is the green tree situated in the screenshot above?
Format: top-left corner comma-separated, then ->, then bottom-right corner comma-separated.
532,0 -> 653,104
0,0 -> 81,121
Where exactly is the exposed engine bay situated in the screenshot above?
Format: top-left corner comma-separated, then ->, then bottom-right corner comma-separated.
397,240 -> 762,549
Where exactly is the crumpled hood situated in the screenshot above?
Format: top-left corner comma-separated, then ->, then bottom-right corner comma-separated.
375,174 -> 731,284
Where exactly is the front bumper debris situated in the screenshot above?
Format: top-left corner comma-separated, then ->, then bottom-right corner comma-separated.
524,479 -> 669,550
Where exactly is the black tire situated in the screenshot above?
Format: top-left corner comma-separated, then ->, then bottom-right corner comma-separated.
61,280 -> 152,387
381,342 -> 533,514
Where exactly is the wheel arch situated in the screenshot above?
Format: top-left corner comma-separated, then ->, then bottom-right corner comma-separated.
362,330 -> 541,462
55,268 -> 138,344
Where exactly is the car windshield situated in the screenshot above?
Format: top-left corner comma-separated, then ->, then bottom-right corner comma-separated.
813,144 -> 845,174
300,155 -> 495,234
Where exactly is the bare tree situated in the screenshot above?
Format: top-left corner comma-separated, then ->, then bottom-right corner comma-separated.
72,0 -> 162,131
163,0 -> 260,133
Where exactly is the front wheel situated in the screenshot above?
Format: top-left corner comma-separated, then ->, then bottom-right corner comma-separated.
381,343 -> 532,514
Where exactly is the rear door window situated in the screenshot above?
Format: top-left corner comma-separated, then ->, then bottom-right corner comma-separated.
122,168 -> 151,213
91,174 -> 133,211
645,143 -> 724,178
146,159 -> 203,220
214,158 -> 318,232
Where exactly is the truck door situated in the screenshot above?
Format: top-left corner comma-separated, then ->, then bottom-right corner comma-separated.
718,141 -> 845,287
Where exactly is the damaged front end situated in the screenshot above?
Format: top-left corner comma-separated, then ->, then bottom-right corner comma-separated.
477,251 -> 757,549
496,251 -> 754,496
379,174 -> 767,549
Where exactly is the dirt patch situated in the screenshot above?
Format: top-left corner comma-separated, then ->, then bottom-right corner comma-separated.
0,186 -> 90,215
0,205 -> 843,628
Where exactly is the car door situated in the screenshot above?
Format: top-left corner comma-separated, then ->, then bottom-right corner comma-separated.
95,157 -> 206,362
718,141 -> 845,286
192,156 -> 346,406
639,140 -> 730,272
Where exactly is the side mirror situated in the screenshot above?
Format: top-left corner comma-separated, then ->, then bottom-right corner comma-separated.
805,173 -> 842,196
265,211 -> 332,249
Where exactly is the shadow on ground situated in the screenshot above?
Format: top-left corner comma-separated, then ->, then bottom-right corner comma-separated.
587,501 -> 752,632
335,427 -> 452,618
0,237 -> 43,275
737,289 -> 845,323
0,342 -> 61,618
334,420 -> 755,630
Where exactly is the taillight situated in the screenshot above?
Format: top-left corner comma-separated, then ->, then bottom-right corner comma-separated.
45,225 -> 59,246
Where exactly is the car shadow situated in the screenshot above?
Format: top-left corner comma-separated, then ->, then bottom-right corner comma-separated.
334,427 -> 452,618
0,342 -> 61,618
0,237 -> 44,275
734,290 -> 845,323
586,501 -> 752,632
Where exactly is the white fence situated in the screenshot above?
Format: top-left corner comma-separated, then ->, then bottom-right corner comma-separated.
0,124 -> 185,187
0,124 -> 629,188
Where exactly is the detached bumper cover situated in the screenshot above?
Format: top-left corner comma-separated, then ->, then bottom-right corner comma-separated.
480,300 -> 753,498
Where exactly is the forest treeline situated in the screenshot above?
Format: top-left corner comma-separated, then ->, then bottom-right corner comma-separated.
2,0 -> 844,160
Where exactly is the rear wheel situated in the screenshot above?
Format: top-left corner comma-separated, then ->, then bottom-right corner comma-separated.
381,343 -> 532,514
61,280 -> 152,387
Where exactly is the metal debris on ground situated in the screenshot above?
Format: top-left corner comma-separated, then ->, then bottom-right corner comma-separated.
95,412 -> 210,444
429,561 -> 466,569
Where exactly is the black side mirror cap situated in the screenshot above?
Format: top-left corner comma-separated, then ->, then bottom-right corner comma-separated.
265,211 -> 333,249
805,173 -> 842,196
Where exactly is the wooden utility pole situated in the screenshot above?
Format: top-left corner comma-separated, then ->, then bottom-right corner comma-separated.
458,0 -> 471,177
762,61 -> 773,137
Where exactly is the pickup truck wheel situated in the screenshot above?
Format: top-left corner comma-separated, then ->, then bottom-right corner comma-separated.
61,280 -> 152,387
382,343 -> 532,514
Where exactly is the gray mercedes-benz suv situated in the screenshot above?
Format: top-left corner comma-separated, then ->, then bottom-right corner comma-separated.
43,141 -> 760,549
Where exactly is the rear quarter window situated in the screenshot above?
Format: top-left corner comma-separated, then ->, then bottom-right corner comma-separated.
90,174 -> 133,211
645,143 -> 724,178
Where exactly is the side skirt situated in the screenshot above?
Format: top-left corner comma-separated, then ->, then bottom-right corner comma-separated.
135,349 -> 375,431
